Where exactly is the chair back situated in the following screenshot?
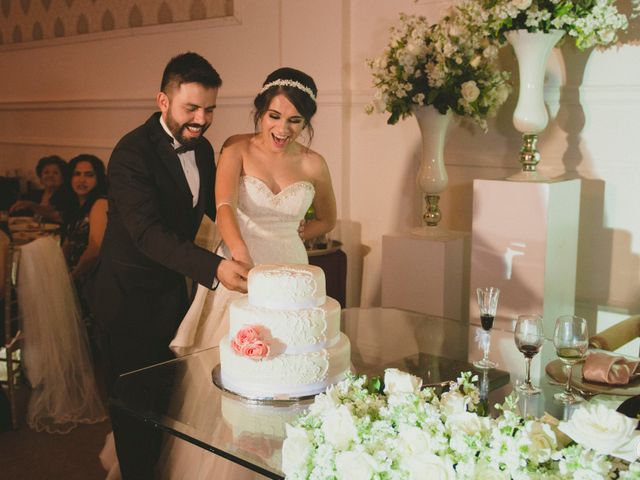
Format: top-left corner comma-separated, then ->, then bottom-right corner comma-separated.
1,232 -> 23,430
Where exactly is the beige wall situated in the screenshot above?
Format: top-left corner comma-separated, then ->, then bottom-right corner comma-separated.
1,0 -> 639,326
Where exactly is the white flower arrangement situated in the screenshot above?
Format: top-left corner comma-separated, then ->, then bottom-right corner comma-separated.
282,368 -> 640,479
480,0 -> 628,49
366,10 -> 511,131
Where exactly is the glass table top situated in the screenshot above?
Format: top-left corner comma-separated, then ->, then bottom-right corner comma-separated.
110,307 -> 587,479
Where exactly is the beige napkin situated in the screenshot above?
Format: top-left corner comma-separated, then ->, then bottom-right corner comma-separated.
583,351 -> 639,385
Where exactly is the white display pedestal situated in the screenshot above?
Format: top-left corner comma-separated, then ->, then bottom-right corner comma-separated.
382,231 -> 469,321
468,179 -> 581,384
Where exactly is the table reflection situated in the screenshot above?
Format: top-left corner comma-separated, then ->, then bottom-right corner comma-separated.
111,308 -> 626,479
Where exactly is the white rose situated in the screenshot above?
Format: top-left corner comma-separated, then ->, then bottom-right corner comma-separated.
513,0 -> 532,9
440,390 -> 468,415
472,461 -> 510,480
470,55 -> 482,69
559,404 -> 640,462
496,84 -> 510,105
281,424 -> 311,476
321,404 -> 358,450
401,452 -> 456,480
398,426 -> 434,457
384,368 -> 422,395
483,45 -> 498,59
599,30 -> 615,44
461,81 -> 480,103
309,385 -> 340,416
525,421 -> 557,463
335,450 -> 377,480
445,411 -> 489,435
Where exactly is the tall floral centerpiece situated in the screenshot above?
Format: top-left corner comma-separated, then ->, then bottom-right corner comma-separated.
366,10 -> 510,234
283,369 -> 640,479
481,0 -> 628,180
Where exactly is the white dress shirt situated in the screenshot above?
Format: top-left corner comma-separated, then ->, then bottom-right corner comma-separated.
159,117 -> 200,207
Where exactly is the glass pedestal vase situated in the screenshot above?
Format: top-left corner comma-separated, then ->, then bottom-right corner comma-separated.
505,29 -> 564,182
410,105 -> 452,237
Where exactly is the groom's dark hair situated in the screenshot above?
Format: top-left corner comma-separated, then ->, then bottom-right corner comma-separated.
160,52 -> 222,93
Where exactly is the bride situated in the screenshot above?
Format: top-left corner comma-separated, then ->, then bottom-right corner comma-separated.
158,67 -> 337,479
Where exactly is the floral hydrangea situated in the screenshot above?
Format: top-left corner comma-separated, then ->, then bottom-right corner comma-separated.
366,9 -> 511,131
282,369 -> 640,480
480,0 -> 628,50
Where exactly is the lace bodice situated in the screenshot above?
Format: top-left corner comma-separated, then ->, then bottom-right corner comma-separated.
219,175 -> 315,265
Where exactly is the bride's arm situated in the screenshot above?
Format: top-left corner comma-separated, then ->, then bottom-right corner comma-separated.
215,139 -> 254,267
301,153 -> 337,241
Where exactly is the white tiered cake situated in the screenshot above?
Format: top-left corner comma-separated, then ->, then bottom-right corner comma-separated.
219,264 -> 351,398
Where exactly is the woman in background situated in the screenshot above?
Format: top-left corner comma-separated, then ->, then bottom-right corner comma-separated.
9,155 -> 71,223
62,154 -> 108,283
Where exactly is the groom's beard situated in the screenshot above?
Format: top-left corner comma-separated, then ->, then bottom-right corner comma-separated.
166,114 -> 211,150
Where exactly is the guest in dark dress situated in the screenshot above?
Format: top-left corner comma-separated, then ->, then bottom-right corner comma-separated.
62,154 -> 108,321
9,155 -> 71,223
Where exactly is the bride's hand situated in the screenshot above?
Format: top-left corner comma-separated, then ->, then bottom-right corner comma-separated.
298,220 -> 306,240
231,247 -> 254,269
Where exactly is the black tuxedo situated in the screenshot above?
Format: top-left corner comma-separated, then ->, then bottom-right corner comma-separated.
88,112 -> 222,479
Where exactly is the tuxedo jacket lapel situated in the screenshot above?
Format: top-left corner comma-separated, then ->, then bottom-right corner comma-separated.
194,143 -> 214,220
148,115 -> 193,204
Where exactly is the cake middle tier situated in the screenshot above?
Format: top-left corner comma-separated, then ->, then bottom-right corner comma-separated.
229,296 -> 341,352
219,332 -> 351,398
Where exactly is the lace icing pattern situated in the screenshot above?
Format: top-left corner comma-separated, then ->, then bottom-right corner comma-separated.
235,305 -> 329,345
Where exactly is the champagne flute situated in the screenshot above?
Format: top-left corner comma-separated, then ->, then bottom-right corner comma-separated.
553,315 -> 588,404
473,287 -> 500,369
514,314 -> 544,394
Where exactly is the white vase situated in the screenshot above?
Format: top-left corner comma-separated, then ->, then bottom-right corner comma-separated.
411,105 -> 452,235
506,29 -> 564,182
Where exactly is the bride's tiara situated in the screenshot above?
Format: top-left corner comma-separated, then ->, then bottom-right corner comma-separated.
259,79 -> 317,102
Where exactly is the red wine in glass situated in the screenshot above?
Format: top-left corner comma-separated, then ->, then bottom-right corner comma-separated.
518,344 -> 540,359
480,314 -> 494,331
474,287 -> 500,369
514,314 -> 545,394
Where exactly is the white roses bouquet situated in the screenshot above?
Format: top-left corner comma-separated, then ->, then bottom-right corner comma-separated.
480,0 -> 628,49
282,368 -> 640,479
366,10 -> 511,131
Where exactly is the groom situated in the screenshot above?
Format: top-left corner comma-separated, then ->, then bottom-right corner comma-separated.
88,52 -> 249,479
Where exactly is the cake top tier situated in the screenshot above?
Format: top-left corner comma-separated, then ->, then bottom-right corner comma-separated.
248,264 -> 326,309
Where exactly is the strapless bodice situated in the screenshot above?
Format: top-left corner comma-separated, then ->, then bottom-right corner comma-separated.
219,175 -> 315,265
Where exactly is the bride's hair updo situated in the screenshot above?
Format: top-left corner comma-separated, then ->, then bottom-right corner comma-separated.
253,67 -> 318,144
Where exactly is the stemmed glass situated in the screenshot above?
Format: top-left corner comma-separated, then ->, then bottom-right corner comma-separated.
514,314 -> 545,394
553,315 -> 588,404
473,287 -> 500,369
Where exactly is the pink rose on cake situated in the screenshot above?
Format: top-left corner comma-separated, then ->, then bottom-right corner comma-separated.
241,340 -> 270,359
232,326 -> 270,359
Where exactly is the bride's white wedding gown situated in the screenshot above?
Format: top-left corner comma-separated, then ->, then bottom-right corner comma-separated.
158,175 -> 315,479
170,175 -> 315,356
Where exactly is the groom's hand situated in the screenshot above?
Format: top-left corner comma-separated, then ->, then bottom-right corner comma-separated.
217,259 -> 249,293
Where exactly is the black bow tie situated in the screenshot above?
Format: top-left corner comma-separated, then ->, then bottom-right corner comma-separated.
158,128 -> 195,154
174,144 -> 195,154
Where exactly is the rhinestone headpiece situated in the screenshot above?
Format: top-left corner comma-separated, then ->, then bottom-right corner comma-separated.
259,79 -> 317,102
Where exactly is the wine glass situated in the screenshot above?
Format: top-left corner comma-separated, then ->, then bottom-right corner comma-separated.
473,287 -> 500,369
514,314 -> 545,394
553,315 -> 588,404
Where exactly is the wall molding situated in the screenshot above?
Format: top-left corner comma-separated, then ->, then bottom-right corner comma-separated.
0,91 -> 347,111
0,14 -> 241,53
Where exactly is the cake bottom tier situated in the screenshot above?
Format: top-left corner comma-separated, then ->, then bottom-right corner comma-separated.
219,333 -> 351,398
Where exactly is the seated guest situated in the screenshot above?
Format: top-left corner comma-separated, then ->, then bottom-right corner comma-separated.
62,154 -> 108,344
9,155 -> 71,223
62,154 -> 108,283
